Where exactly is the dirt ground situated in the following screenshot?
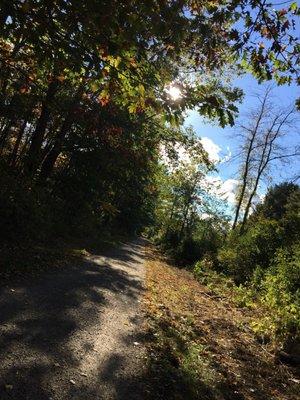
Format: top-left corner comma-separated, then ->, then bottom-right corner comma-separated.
1,240 -> 299,400
143,246 -> 300,400
0,239 -> 147,400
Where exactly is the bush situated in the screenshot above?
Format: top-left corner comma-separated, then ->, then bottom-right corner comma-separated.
257,244 -> 300,340
195,244 -> 300,342
157,222 -> 223,267
218,218 -> 283,283
195,183 -> 300,344
175,237 -> 204,265
0,166 -> 53,244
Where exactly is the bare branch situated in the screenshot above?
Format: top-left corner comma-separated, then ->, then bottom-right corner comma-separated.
232,86 -> 299,232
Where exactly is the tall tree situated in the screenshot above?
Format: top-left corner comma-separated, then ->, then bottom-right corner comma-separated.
1,0 -> 300,182
232,88 -> 271,229
233,88 -> 300,231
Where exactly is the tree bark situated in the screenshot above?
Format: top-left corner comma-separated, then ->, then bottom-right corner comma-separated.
38,83 -> 86,183
232,90 -> 269,230
179,175 -> 198,240
0,121 -> 12,153
9,119 -> 27,168
240,110 -> 294,231
24,80 -> 58,176
38,110 -> 74,183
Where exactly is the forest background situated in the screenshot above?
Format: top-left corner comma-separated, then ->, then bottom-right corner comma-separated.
1,0 -> 300,350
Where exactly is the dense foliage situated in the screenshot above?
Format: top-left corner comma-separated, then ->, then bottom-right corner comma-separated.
192,182 -> 300,344
1,1 -> 299,240
1,0 -> 300,349
150,147 -> 230,265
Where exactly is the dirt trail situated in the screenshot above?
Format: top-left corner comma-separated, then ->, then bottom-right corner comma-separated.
0,239 -> 147,400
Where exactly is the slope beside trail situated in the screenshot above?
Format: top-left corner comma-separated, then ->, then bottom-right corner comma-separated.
143,248 -> 300,400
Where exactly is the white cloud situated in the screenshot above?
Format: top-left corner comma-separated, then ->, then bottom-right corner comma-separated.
205,176 -> 238,205
200,137 -> 221,163
220,179 -> 239,204
160,136 -> 230,167
175,143 -> 191,165
200,137 -> 231,164
221,146 -> 232,163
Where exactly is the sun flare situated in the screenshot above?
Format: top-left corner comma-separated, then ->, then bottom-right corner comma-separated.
166,85 -> 182,101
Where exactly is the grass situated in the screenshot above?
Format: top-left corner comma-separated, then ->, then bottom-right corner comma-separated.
193,264 -> 300,347
142,245 -> 300,400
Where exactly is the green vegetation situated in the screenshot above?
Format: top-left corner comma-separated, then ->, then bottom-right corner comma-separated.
1,0 -> 300,362
144,251 -> 300,400
192,183 -> 300,346
151,161 -> 300,346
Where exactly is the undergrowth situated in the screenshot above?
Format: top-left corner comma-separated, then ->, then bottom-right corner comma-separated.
144,249 -> 300,400
193,253 -> 300,346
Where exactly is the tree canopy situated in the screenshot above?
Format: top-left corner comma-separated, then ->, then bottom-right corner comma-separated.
1,0 -> 300,364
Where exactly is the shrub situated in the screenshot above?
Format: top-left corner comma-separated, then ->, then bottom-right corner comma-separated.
218,218 -> 283,283
257,244 -> 300,340
0,166 -> 53,244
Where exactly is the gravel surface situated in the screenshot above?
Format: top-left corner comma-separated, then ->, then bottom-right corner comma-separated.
0,239 -> 147,400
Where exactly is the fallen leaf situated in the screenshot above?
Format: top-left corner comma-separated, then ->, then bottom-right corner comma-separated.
289,378 -> 300,384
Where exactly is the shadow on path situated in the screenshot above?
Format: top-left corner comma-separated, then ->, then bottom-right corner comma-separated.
0,239 -> 148,400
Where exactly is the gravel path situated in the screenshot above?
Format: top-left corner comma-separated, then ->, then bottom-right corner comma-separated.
0,239 -> 147,400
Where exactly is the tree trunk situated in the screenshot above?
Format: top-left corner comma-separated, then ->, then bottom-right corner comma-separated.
179,176 -> 198,240
38,83 -> 85,183
9,120 -> 27,168
239,110 -> 293,232
38,112 -> 74,183
240,131 -> 274,232
0,121 -> 12,152
0,118 -> 8,133
165,197 -> 177,237
17,128 -> 32,169
179,204 -> 190,240
232,91 -> 269,229
24,80 -> 58,176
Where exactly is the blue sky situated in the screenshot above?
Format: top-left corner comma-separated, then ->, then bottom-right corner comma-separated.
184,74 -> 300,209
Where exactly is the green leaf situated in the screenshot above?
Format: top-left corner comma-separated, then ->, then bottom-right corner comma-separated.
290,2 -> 298,12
